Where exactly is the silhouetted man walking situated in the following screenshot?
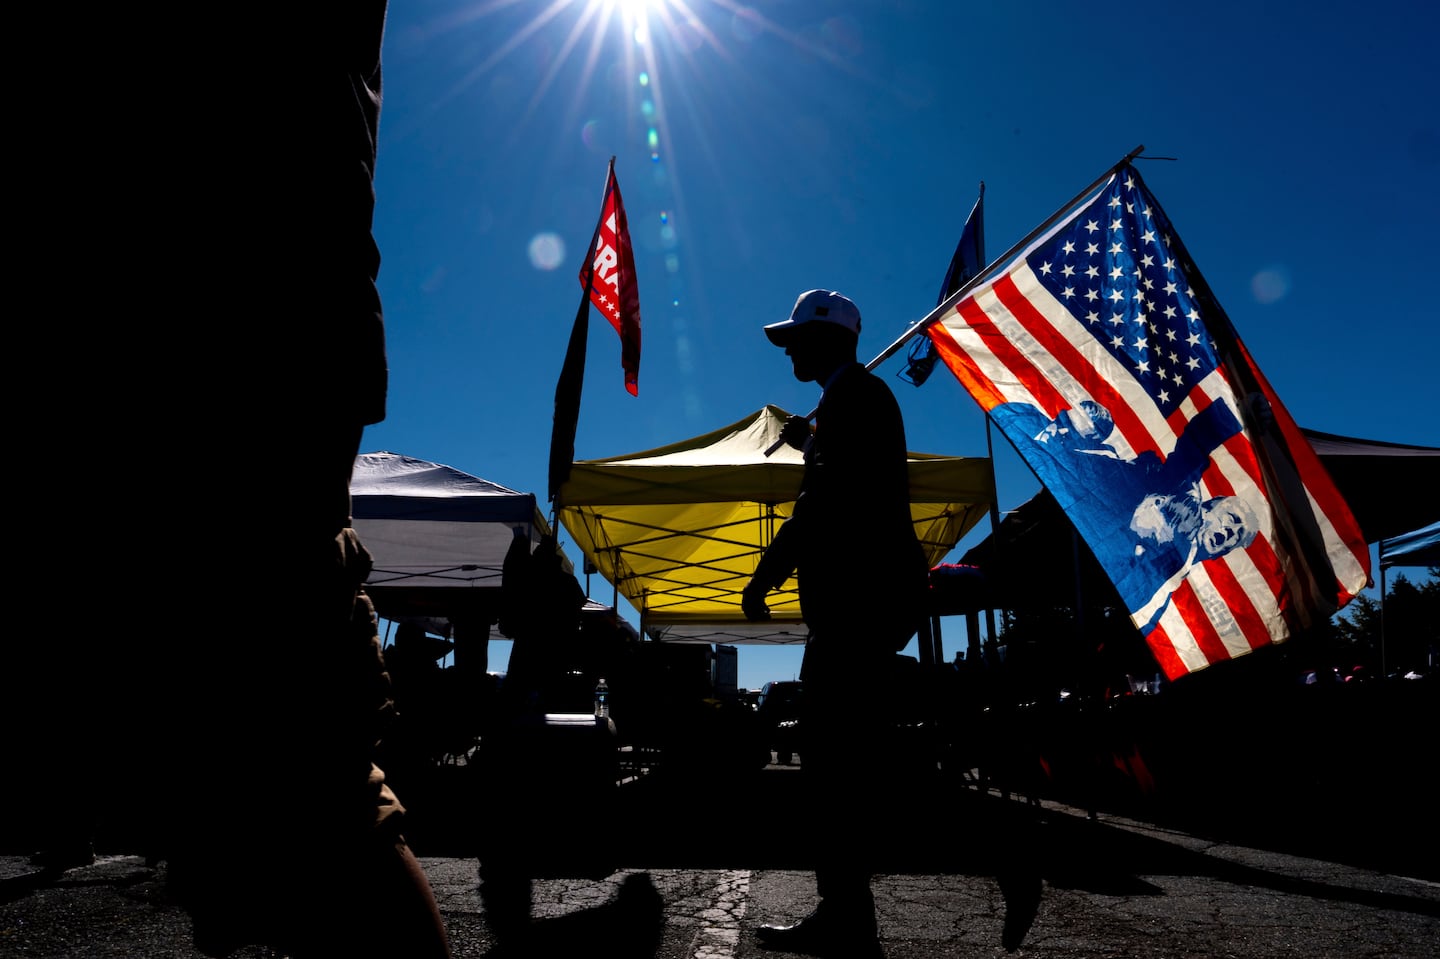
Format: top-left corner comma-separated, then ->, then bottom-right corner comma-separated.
744,290 -> 930,959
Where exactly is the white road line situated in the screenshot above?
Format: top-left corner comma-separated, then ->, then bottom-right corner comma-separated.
691,869 -> 751,959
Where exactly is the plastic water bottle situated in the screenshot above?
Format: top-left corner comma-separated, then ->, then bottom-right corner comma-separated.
594,677 -> 609,719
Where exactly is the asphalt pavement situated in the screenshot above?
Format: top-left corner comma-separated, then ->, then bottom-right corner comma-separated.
3,764 -> 1437,959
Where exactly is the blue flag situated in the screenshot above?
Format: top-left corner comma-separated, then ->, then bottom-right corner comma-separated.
901,183 -> 985,387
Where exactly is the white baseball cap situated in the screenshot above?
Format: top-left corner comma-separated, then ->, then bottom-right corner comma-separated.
764,289 -> 862,345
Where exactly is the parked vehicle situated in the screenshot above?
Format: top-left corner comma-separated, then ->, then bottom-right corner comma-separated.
755,680 -> 804,765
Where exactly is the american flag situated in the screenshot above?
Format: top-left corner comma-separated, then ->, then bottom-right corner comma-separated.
926,163 -> 1370,679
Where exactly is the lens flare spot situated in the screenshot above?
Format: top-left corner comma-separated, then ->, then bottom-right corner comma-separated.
581,119 -> 605,151
528,232 -> 566,271
647,128 -> 659,148
660,224 -> 677,247
1250,266 -> 1290,304
665,253 -> 680,273
673,18 -> 706,53
641,99 -> 655,118
731,7 -> 763,43
659,210 -> 669,224
638,71 -> 650,86
651,152 -> 661,163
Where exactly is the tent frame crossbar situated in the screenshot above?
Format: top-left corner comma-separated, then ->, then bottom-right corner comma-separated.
363,566 -> 504,586
595,541 -> 767,584
567,509 -> 786,555
639,582 -> 798,615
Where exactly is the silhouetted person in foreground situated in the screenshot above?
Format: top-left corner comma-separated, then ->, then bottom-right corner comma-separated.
476,532 -> 617,952
15,3 -> 451,956
743,290 -> 931,959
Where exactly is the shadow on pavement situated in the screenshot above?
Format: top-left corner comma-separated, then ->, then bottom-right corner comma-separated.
481,871 -> 664,959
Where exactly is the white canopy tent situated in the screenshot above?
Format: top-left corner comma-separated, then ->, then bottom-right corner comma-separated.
350,451 -> 565,635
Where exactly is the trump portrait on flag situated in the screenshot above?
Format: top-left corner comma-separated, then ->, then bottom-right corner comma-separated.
924,160 -> 1370,680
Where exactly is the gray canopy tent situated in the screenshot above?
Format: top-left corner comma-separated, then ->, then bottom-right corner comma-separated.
350,451 -> 568,648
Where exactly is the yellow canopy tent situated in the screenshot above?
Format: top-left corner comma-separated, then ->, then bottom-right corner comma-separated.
553,406 -> 994,643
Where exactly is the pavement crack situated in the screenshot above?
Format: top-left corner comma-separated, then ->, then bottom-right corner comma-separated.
690,869 -> 750,959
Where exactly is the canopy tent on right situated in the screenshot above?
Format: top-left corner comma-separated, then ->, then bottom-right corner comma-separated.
1380,521 -> 1440,569
553,405 -> 995,643
1297,429 -> 1440,546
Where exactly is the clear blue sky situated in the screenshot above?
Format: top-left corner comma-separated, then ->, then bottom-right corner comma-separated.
362,0 -> 1439,690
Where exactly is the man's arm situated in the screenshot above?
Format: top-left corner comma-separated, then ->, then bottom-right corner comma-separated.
743,516 -> 801,620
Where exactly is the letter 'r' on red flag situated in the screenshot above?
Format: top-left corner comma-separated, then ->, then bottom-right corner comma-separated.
579,163 -> 642,396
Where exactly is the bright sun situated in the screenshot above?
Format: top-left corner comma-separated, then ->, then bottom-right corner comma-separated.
613,0 -> 655,17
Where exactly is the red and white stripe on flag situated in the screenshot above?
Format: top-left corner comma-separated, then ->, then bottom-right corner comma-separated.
925,165 -> 1369,679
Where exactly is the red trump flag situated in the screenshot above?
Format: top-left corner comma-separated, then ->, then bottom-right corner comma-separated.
924,160 -> 1370,680
550,159 -> 642,502
581,164 -> 642,396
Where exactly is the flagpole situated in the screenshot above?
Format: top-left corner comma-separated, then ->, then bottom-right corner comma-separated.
764,144 -> 1145,457
1379,555 -> 1387,677
983,415 -> 1002,648
587,155 -> 616,276
548,156 -> 618,517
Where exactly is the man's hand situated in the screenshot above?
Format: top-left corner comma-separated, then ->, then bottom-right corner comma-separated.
780,415 -> 813,452
742,581 -> 771,621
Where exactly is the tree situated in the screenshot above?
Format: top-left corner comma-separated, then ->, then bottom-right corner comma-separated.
1334,569 -> 1439,676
